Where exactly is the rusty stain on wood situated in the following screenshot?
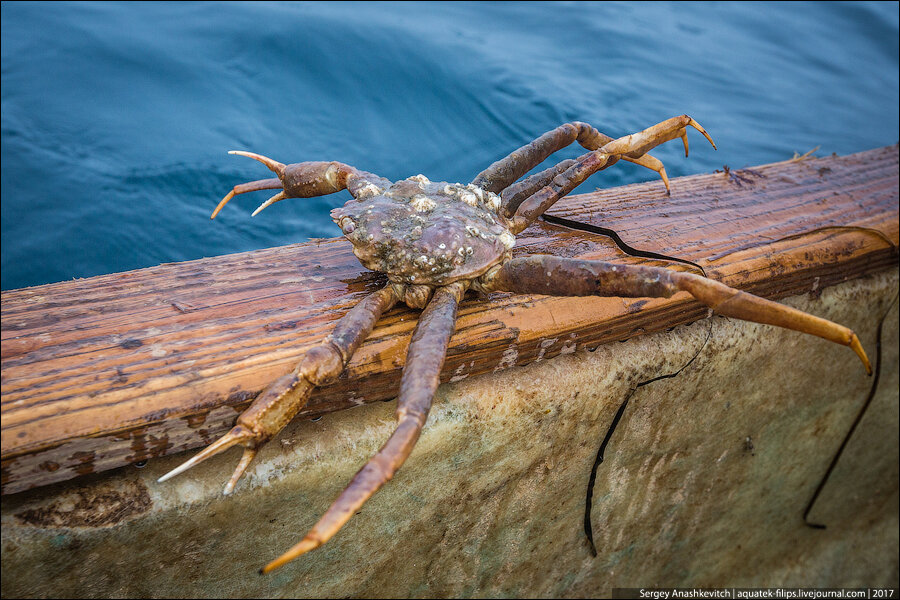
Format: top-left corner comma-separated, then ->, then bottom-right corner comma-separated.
2,146 -> 898,495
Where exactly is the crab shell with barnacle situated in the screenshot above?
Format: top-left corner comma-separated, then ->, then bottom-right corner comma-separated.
161,115 -> 871,574
332,175 -> 516,308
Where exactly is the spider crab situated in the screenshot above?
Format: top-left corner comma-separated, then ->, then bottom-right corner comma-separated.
160,115 -> 871,573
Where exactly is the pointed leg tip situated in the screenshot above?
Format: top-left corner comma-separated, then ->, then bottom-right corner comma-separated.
849,334 -> 872,375
262,537 -> 322,573
157,425 -> 257,487
658,169 -> 671,195
251,191 -> 287,217
157,459 -> 194,483
211,191 -> 235,219
687,118 -> 717,150
227,150 -> 285,175
221,447 -> 258,495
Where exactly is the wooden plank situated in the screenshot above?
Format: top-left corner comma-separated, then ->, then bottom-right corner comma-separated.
2,146 -> 898,495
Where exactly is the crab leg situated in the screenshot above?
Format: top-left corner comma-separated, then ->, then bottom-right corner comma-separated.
500,150 -> 672,218
479,256 -> 871,373
158,285 -> 400,494
211,151 -> 390,218
471,121 -> 672,197
509,116 -> 716,234
261,281 -> 467,573
501,159 -> 577,218
212,178 -> 284,219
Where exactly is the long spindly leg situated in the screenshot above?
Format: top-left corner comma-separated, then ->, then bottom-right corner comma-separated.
261,281 -> 467,574
479,256 -> 871,373
499,151 -> 675,219
471,121 -> 675,197
508,116 -> 716,234
211,151 -> 391,218
500,159 -> 577,219
158,285 -> 401,494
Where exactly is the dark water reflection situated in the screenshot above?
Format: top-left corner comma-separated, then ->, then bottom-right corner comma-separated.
2,1 -> 897,290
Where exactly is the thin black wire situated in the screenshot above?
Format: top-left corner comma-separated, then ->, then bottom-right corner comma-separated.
803,292 -> 898,528
583,321 -> 712,556
540,213 -> 707,277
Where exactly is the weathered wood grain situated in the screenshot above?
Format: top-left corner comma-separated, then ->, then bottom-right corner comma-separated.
2,146 -> 897,495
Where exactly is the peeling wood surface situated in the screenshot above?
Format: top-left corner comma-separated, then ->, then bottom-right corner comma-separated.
2,146 -> 898,495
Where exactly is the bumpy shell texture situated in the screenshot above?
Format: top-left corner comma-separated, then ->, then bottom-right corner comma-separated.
331,175 -> 514,286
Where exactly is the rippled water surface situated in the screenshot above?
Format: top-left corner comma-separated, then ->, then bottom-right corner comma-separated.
2,1 -> 898,290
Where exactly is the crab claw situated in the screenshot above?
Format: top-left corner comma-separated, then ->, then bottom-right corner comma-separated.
210,151 -> 289,219
599,115 -> 716,164
687,117 -> 717,151
212,179 -> 283,219
251,191 -> 288,217
228,150 -> 287,176
158,424 -> 259,495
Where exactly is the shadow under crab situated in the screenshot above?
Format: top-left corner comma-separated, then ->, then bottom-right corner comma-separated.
160,115 -> 872,573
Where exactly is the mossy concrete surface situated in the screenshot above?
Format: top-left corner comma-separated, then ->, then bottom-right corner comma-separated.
2,270 -> 897,598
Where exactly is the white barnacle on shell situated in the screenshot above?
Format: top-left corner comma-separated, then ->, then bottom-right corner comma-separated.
410,195 -> 436,212
477,211 -> 496,225
409,174 -> 431,185
356,182 -> 382,198
486,192 -> 502,212
465,225 -> 480,237
339,217 -> 356,234
466,183 -> 485,202
498,231 -> 516,249
459,190 -> 479,207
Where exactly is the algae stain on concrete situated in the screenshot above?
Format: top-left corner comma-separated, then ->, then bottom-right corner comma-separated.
15,479 -> 151,528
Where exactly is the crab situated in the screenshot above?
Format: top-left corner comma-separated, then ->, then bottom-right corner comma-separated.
159,115 -> 871,573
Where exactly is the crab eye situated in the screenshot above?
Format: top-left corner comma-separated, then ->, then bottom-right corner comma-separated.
339,217 -> 356,234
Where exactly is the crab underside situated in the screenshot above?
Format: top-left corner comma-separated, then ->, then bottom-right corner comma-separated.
160,115 -> 871,573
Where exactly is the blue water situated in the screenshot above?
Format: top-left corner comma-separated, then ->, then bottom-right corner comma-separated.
2,1 -> 898,290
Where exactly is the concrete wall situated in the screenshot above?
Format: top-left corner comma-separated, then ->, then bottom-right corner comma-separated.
2,269 -> 897,598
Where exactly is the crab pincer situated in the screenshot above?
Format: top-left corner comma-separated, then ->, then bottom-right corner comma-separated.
211,151 -> 389,219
